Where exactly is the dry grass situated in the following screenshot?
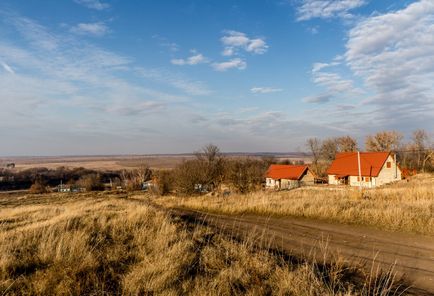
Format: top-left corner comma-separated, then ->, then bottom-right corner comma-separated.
0,193 -> 404,295
156,174 -> 434,235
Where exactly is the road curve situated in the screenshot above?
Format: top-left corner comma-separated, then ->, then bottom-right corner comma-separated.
170,208 -> 434,295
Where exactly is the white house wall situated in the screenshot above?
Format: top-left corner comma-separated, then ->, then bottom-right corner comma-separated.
376,155 -> 402,186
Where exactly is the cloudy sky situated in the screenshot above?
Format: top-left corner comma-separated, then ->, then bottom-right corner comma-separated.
0,0 -> 433,156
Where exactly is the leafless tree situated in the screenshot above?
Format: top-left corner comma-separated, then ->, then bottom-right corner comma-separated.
306,138 -> 321,174
153,170 -> 175,195
320,138 -> 338,162
120,165 -> 152,191
336,136 -> 358,152
365,131 -> 403,152
225,159 -> 266,193
77,174 -> 103,191
174,160 -> 206,195
412,129 -> 429,168
195,144 -> 225,191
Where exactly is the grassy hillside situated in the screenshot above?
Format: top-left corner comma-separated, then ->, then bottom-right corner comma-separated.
0,193 -> 401,295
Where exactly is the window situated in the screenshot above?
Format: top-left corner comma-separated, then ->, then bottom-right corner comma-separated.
357,177 -> 360,181
365,177 -> 370,182
386,162 -> 391,168
334,176 -> 339,180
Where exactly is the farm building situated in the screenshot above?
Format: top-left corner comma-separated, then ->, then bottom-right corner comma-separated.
265,165 -> 314,190
327,152 -> 402,188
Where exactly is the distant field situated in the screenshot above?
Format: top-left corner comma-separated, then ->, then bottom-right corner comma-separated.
0,155 -> 194,171
0,153 -> 311,171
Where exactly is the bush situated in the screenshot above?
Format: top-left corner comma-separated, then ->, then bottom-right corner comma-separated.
225,159 -> 267,193
29,180 -> 49,194
76,174 -> 104,191
174,160 -> 207,195
154,170 -> 175,195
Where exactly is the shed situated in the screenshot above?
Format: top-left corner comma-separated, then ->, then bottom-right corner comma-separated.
265,165 -> 314,190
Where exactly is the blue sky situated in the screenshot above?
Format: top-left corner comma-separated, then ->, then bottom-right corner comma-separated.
0,0 -> 433,155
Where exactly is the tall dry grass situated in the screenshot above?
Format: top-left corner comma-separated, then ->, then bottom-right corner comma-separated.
0,193 -> 403,295
156,174 -> 434,235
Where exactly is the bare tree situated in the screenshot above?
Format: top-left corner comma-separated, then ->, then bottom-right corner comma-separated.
225,159 -> 266,193
195,144 -> 225,191
365,131 -> 403,152
174,160 -> 206,195
320,138 -> 338,162
412,129 -> 429,169
306,138 -> 321,174
154,170 -> 175,195
77,174 -> 103,191
336,136 -> 358,152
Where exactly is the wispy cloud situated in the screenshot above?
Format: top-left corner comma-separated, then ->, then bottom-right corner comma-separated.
296,0 -> 367,21
212,58 -> 246,71
221,30 -> 268,56
152,35 -> 179,52
74,0 -> 110,10
171,51 -> 208,66
137,68 -> 211,96
302,93 -> 331,104
0,61 -> 15,74
0,11 -> 211,147
250,87 -> 282,94
304,60 -> 362,103
344,0 -> 434,125
70,22 -> 109,37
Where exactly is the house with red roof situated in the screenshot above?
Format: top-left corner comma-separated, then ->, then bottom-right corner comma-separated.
265,165 -> 314,190
327,152 -> 402,188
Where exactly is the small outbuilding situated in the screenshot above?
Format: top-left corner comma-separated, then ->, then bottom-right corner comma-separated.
327,152 -> 402,188
265,165 -> 314,190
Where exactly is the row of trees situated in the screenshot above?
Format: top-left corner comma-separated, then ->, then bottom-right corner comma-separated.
152,144 -> 271,195
307,129 -> 433,177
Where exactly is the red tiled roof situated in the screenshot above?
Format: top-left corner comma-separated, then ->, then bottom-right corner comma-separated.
266,165 -> 309,180
327,152 -> 391,177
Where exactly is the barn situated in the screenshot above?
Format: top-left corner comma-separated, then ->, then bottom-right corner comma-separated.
265,165 -> 314,190
327,152 -> 402,188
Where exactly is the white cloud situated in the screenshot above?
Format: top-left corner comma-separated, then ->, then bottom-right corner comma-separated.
312,71 -> 358,94
171,52 -> 208,66
222,47 -> 234,56
220,30 -> 268,56
212,58 -> 246,71
250,87 -> 283,94
297,0 -> 366,21
74,0 -> 110,10
302,93 -> 331,103
1,61 -> 15,74
345,0 -> 434,122
70,22 -> 109,37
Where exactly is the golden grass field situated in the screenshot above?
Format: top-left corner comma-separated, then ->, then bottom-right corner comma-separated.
156,174 -> 434,235
0,192 -> 401,295
0,155 -> 193,171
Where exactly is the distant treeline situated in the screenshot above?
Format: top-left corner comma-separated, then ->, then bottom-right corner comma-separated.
0,167 -> 120,191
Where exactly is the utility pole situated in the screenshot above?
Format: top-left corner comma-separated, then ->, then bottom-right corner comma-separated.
357,151 -> 362,190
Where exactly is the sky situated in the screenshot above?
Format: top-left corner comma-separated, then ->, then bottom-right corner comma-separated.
0,0 -> 433,156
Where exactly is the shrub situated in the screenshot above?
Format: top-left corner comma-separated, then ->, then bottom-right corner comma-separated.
29,179 -> 49,194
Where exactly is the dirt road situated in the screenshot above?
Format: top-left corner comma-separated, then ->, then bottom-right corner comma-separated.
171,208 -> 434,295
